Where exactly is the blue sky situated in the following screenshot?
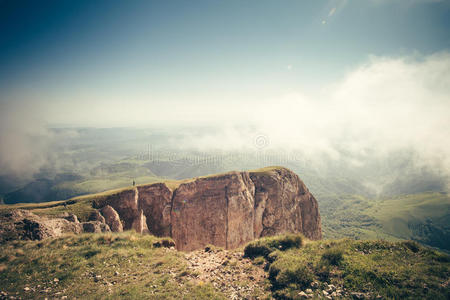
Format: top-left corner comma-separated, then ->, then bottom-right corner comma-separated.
1,0 -> 449,107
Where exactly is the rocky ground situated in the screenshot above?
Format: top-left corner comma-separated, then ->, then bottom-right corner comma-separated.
183,247 -> 269,299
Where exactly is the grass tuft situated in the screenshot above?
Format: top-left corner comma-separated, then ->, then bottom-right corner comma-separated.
321,247 -> 344,266
243,233 -> 303,259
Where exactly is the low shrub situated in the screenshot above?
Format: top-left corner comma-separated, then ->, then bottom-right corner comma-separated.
402,240 -> 421,253
269,262 -> 313,289
244,234 -> 303,259
321,247 -> 344,266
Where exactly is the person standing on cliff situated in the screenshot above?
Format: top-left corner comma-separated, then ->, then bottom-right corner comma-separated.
133,179 -> 136,186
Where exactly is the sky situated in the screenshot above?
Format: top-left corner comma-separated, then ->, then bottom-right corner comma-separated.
0,0 -> 450,176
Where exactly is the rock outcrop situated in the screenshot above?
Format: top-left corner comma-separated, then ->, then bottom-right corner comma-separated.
0,209 -> 111,242
100,205 -> 123,232
137,183 -> 172,237
0,167 -> 321,249
171,171 -> 255,250
95,166 -> 322,251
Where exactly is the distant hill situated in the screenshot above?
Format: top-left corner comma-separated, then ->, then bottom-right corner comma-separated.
321,192 -> 450,251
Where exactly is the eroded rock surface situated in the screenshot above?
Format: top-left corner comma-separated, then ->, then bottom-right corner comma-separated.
137,183 -> 172,237
1,167 -> 321,248
0,209 -> 111,242
95,167 -> 322,251
100,205 -> 123,232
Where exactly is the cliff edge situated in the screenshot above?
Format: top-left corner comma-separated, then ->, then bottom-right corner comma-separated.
0,166 -> 321,251
94,166 -> 321,250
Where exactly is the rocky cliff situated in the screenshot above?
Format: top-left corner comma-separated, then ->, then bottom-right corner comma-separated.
0,167 -> 321,250
94,166 -> 321,251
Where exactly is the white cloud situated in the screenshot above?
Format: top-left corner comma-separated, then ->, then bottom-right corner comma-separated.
169,52 -> 450,174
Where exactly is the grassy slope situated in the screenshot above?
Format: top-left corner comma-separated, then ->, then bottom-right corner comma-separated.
244,235 -> 450,300
320,192 -> 450,250
0,233 -> 448,300
368,192 -> 449,236
0,232 -> 225,300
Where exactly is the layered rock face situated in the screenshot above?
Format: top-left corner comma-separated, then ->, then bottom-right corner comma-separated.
95,167 -> 322,251
100,205 -> 123,232
250,168 -> 322,241
171,172 -> 255,251
0,210 -> 110,243
1,167 -> 321,249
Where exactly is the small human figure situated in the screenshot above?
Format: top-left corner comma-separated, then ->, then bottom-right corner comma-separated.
133,179 -> 136,186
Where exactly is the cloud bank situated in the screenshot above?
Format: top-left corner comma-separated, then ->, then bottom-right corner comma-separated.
0,52 -> 449,179
172,52 -> 450,174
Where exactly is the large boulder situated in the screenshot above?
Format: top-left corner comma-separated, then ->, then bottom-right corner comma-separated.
100,205 -> 123,232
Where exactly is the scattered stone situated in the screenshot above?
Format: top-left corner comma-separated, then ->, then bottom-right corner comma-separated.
23,287 -> 30,292
351,292 -> 365,299
298,291 -> 308,298
53,278 -> 59,283
306,288 -> 313,294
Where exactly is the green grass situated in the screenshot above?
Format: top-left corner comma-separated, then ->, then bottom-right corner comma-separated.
245,236 -> 450,299
368,192 -> 450,236
248,166 -> 288,176
244,233 -> 303,259
0,232 -> 226,299
320,192 -> 450,251
1,232 -> 448,299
